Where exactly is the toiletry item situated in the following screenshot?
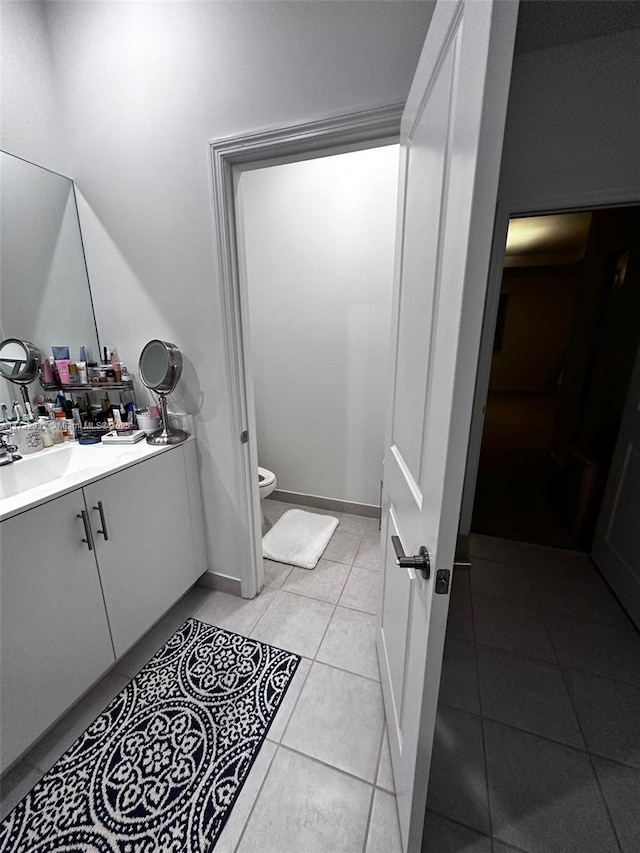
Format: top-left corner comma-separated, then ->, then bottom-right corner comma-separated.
51,421 -> 65,444
71,407 -> 81,427
55,410 -> 68,438
13,424 -> 44,454
148,405 -> 161,419
77,362 -> 87,384
42,358 -> 55,384
39,417 -> 54,447
51,346 -> 70,360
105,368 -> 116,384
135,410 -> 161,434
121,365 -> 131,382
102,429 -> 145,445
113,362 -> 122,382
55,359 -> 71,384
79,434 -> 101,445
79,346 -> 87,363
68,362 -> 79,385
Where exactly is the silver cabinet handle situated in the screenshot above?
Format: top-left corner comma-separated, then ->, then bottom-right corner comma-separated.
93,500 -> 109,541
77,510 -> 94,551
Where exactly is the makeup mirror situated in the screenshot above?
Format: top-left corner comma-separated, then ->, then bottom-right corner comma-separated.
0,338 -> 42,411
138,340 -> 188,445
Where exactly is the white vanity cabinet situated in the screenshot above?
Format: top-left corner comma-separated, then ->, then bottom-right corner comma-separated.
0,489 -> 116,771
0,439 -> 206,773
84,443 -> 203,658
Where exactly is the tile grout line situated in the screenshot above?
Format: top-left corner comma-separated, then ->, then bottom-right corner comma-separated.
278,742 -> 377,788
523,545 -> 624,853
468,567 -> 496,847
437,698 -> 591,757
231,736 -> 281,853
360,728 -> 386,853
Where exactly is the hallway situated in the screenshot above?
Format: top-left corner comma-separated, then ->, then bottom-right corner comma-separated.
472,393 -> 582,550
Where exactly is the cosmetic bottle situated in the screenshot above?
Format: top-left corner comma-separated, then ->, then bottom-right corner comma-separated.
55,359 -> 71,385
77,362 -> 87,384
42,358 -> 55,384
39,417 -> 54,447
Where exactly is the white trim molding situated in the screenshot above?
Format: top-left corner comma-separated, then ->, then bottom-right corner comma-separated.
208,104 -> 403,597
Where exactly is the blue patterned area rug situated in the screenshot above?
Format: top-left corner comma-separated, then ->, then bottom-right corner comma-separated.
1,618 -> 300,852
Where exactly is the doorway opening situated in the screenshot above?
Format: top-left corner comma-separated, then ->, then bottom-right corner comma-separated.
235,144 -> 398,528
471,205 -> 640,550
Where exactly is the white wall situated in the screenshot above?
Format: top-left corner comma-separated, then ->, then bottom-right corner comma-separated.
2,1 -> 433,583
461,27 -> 640,532
239,146 -> 398,507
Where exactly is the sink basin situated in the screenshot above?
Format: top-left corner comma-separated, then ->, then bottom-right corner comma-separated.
0,437 -> 169,520
1,446 -> 74,499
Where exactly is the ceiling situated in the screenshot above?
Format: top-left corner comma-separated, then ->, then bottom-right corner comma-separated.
514,0 -> 640,55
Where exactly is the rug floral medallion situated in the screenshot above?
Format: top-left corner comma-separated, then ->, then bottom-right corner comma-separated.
1,618 -> 300,852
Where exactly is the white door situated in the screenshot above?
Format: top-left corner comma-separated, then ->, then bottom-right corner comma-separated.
376,2 -> 518,850
592,342 -> 640,628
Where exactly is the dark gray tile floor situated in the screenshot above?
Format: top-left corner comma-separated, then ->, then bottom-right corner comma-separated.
426,534 -> 640,853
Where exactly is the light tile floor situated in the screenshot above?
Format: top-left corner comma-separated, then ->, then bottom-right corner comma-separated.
1,500 -> 397,853
5,509 -> 637,853
426,533 -> 640,853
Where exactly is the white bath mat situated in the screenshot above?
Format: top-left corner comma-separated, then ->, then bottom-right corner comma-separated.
263,509 -> 339,569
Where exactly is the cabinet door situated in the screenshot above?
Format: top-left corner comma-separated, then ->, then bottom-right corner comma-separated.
0,490 -> 115,772
84,447 -> 196,658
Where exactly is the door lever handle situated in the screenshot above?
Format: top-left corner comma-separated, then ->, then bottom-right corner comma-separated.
391,535 -> 430,579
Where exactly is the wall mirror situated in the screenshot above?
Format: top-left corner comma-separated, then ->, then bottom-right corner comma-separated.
0,151 -> 100,406
139,340 -> 188,445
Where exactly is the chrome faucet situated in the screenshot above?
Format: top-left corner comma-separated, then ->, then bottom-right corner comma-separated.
0,431 -> 18,465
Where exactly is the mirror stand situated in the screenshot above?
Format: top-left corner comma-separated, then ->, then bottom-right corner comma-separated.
146,393 -> 188,446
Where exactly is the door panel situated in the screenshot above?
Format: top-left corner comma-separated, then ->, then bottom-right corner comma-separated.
592,344 -> 640,627
380,504 -> 413,734
376,2 -> 518,850
392,44 -> 456,476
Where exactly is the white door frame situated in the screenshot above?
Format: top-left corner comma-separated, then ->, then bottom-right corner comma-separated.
459,183 -> 640,535
208,105 -> 403,597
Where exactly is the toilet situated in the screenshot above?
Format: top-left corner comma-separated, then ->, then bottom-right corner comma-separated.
258,466 -> 277,533
258,466 -> 277,499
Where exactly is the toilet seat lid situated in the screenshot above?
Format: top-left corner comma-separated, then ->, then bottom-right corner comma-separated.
258,466 -> 276,486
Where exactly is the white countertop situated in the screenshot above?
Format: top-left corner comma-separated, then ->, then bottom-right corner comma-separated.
0,436 -> 193,522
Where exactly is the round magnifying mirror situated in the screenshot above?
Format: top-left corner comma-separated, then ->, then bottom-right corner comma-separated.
138,339 -> 188,445
0,338 -> 40,383
0,338 -> 41,411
